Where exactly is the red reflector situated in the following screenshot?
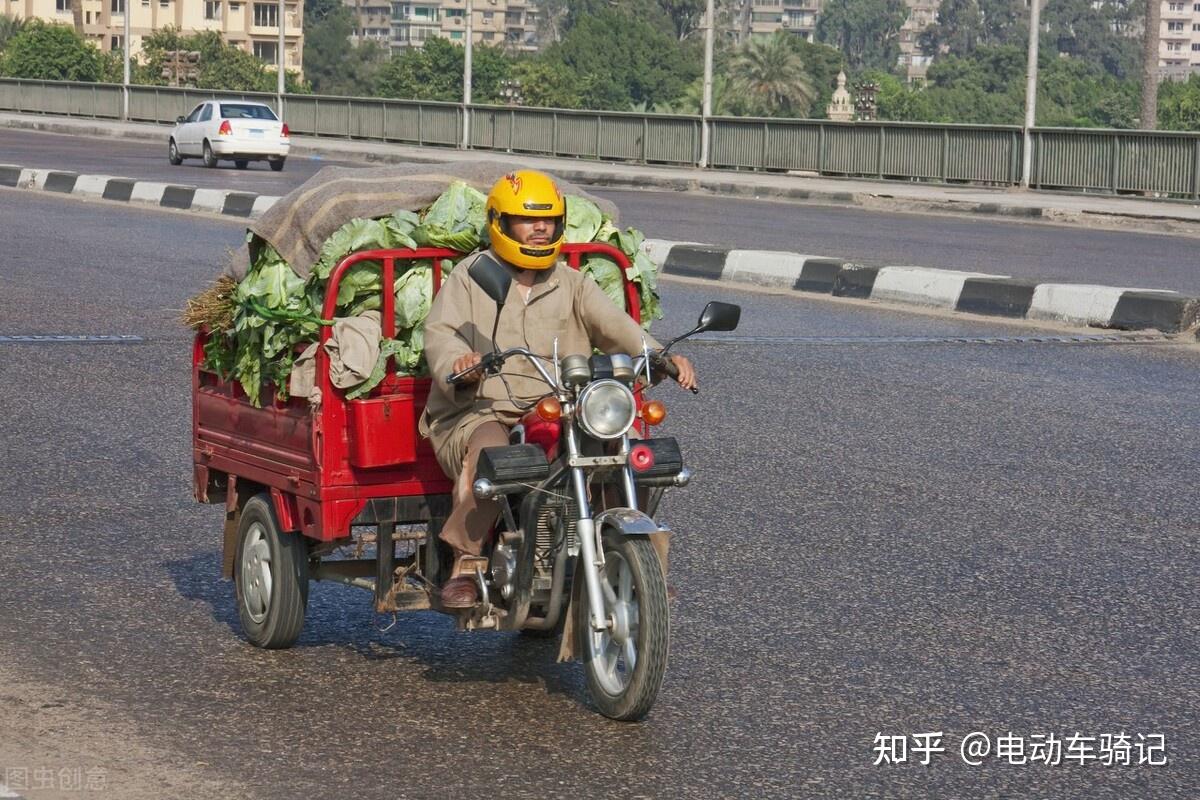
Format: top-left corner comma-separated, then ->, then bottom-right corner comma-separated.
218,120 -> 232,136
629,444 -> 655,473
281,123 -> 290,138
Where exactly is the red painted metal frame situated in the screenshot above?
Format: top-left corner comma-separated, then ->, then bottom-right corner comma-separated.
193,241 -> 641,543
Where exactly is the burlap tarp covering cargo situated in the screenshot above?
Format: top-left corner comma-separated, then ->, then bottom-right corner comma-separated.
226,161 -> 620,281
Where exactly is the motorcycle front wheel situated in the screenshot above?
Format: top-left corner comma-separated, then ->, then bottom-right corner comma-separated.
576,531 -> 670,721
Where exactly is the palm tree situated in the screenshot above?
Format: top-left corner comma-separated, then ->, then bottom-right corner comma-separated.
730,32 -> 816,118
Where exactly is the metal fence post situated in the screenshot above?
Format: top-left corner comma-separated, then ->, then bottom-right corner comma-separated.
1193,137 -> 1200,200
877,126 -> 885,179
818,124 -> 826,174
642,116 -> 648,163
1009,130 -> 1019,185
381,100 -> 388,140
1110,134 -> 1120,194
1035,130 -> 1043,189
595,114 -> 602,159
552,113 -> 559,156
417,105 -> 423,145
941,128 -> 950,182
346,99 -> 352,139
508,109 -> 515,152
760,121 -> 769,169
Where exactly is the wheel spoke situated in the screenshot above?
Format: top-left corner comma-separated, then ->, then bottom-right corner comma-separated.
623,638 -> 637,671
604,639 -> 621,681
618,561 -> 632,603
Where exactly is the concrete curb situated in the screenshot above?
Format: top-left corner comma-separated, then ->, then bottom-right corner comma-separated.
0,164 -> 279,218
651,239 -> 1200,334
3,162 -> 1197,334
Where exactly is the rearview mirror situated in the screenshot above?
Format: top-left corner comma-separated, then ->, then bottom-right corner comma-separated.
468,252 -> 511,307
696,301 -> 740,333
176,115 -> 186,123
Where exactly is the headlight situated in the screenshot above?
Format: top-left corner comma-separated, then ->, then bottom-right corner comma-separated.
577,379 -> 637,440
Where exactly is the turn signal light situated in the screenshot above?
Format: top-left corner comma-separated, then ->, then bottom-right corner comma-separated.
536,396 -> 562,422
218,119 -> 232,136
641,400 -> 667,426
281,123 -> 290,138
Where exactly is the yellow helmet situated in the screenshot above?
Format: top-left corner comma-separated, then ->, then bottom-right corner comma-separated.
485,170 -> 566,270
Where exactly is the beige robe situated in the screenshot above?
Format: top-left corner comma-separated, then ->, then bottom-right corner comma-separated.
420,250 -> 661,477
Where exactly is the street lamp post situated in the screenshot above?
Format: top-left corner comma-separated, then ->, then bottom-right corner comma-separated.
1020,0 -> 1041,188
277,0 -> 286,110
122,0 -> 130,120
462,0 -> 473,149
698,0 -> 714,169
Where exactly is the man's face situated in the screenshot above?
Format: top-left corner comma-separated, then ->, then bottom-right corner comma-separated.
507,215 -> 554,247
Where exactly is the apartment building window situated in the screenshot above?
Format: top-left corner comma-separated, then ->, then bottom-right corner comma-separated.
1168,21 -> 1184,31
253,40 -> 277,60
482,10 -> 492,21
110,34 -> 123,50
450,29 -> 462,39
505,10 -> 521,23
1167,41 -> 1183,51
110,0 -> 124,14
55,0 -> 68,13
1193,42 -> 1200,50
159,0 -> 169,7
1194,22 -> 1200,30
751,12 -> 777,21
254,2 -> 277,27
1169,2 -> 1184,10
205,0 -> 221,18
483,30 -> 495,39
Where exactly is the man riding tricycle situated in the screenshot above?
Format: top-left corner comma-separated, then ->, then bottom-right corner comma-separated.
192,169 -> 740,720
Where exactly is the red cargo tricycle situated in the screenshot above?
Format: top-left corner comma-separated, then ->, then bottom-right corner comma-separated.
192,242 -> 740,719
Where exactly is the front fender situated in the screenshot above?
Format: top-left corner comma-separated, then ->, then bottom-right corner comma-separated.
594,508 -> 669,537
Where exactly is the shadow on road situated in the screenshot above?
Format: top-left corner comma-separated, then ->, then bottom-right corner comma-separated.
163,550 -> 581,701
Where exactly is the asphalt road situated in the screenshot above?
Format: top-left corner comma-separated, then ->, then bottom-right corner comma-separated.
1,189 -> 1198,798
4,127 -> 1200,293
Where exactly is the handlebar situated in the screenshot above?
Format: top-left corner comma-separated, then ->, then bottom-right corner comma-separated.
448,348 -> 698,395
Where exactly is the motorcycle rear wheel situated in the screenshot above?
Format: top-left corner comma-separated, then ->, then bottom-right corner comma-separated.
576,531 -> 669,721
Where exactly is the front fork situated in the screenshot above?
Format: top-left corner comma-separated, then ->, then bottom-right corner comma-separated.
565,424 -> 639,634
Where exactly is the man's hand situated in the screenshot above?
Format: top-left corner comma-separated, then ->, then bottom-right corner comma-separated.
670,355 -> 697,391
450,352 -> 484,384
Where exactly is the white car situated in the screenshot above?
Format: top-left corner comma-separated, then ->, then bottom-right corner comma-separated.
168,99 -> 290,171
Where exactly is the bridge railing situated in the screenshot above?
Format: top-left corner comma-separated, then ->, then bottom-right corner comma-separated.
2,77 -> 1196,198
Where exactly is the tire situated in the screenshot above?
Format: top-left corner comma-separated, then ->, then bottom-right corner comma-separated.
575,530 -> 669,721
202,140 -> 218,168
234,159 -> 249,170
168,138 -> 183,165
234,494 -> 308,649
268,157 -> 285,172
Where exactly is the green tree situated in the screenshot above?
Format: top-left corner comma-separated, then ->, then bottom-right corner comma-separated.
545,7 -> 700,109
918,0 -> 983,57
660,0 -> 705,39
789,39 -> 847,118
977,0 -> 1026,47
304,5 -> 385,95
0,15 -> 26,52
376,38 -> 512,103
816,0 -> 907,72
0,20 -> 101,81
1159,75 -> 1200,130
729,32 -> 816,117
1041,0 -> 1139,79
509,58 -> 584,108
140,27 -> 305,91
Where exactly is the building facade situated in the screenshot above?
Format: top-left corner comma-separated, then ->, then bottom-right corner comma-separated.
380,0 -> 539,53
1158,0 -> 1200,79
5,0 -> 303,74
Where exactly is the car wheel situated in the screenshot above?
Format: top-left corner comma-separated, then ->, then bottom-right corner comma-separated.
234,160 -> 249,170
268,157 -> 285,172
202,140 -> 218,169
168,138 -> 183,166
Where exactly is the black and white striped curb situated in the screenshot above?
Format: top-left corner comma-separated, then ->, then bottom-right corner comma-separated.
0,164 -> 279,218
4,164 -> 1195,334
643,240 -> 1200,334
